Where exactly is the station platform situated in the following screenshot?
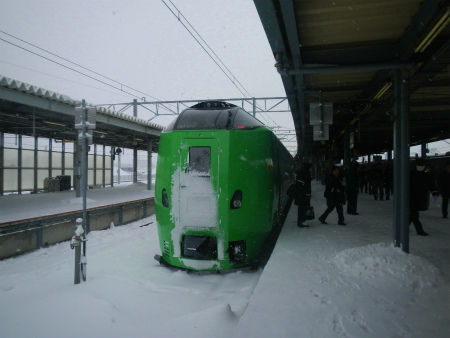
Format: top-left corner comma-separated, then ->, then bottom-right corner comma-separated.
233,181 -> 450,338
0,182 -> 154,224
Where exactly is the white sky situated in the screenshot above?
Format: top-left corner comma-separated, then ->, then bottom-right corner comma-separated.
0,1 -> 291,127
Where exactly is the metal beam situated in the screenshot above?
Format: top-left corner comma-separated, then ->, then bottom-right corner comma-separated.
280,63 -> 413,76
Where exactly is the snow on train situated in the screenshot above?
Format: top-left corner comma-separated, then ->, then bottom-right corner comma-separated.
154,101 -> 294,271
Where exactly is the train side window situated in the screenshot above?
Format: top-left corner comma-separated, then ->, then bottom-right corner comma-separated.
189,147 -> 210,176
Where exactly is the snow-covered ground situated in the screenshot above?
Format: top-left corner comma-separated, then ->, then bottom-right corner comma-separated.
0,181 -> 449,338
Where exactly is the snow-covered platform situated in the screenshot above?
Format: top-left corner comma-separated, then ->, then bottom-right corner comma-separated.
233,181 -> 450,338
0,182 -> 154,223
1,181 -> 449,338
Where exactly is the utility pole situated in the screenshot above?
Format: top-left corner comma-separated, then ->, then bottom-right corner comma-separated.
73,100 -> 96,283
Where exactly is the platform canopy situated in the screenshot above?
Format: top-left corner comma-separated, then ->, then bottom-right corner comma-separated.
0,75 -> 162,152
253,0 -> 450,159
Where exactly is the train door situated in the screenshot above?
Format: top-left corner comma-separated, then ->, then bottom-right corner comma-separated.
178,139 -> 219,228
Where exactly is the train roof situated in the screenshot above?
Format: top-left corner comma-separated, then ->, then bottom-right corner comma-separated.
189,101 -> 238,110
166,101 -> 266,131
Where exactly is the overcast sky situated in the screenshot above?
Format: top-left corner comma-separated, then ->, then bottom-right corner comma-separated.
0,0 -> 293,130
1,1 -> 447,156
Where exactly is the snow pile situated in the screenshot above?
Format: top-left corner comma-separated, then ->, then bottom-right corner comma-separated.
331,242 -> 443,291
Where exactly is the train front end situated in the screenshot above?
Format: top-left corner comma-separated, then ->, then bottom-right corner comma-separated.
154,101 -> 289,271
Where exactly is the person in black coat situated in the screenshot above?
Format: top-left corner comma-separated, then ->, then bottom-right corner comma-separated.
384,162 -> 393,200
346,159 -> 360,215
371,162 -> 385,200
437,162 -> 450,219
294,163 -> 312,227
410,158 -> 439,236
318,166 -> 346,225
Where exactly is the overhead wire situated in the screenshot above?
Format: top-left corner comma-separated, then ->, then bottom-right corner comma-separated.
160,0 -> 284,130
0,31 -> 178,114
0,59 -> 136,100
0,29 -> 162,102
164,0 -> 253,99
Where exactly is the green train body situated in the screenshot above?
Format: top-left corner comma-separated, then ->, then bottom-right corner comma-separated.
154,102 -> 294,271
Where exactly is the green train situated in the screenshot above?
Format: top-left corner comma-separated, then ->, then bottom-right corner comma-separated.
154,101 -> 294,271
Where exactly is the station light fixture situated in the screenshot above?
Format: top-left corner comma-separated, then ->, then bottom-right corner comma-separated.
43,120 -> 66,127
94,130 -> 108,135
373,82 -> 392,100
415,7 -> 450,53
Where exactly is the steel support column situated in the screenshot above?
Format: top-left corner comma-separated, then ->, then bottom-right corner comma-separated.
133,147 -> 138,183
18,135 -> 22,194
74,142 -> 81,197
111,147 -> 115,187
48,138 -> 52,179
33,135 -> 38,193
399,77 -> 411,253
0,132 -> 3,196
393,70 -> 402,247
421,143 -> 427,158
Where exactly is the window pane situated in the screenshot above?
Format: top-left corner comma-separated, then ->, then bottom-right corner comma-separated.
4,134 -> 19,148
232,109 -> 264,129
175,110 -> 220,130
4,148 -> 18,167
189,147 -> 210,175
105,169 -> 112,184
22,150 -> 35,168
65,153 -> 74,169
88,170 -> 94,186
96,154 -> 104,168
21,169 -> 34,190
38,170 -> 48,189
38,151 -> 49,168
4,169 -> 18,191
88,154 -> 94,168
105,155 -> 112,169
53,152 -> 62,168
96,170 -> 104,184
22,136 -> 35,150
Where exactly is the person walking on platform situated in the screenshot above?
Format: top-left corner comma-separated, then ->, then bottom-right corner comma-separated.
371,162 -> 385,200
384,162 -> 393,200
318,166 -> 346,226
346,159 -> 360,215
360,164 -> 369,193
410,158 -> 439,236
424,163 -> 435,210
294,163 -> 312,227
438,162 -> 450,219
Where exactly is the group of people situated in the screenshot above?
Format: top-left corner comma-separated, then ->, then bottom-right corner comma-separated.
292,158 -> 450,236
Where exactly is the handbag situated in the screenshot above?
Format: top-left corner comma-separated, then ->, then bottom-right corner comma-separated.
305,206 -> 315,220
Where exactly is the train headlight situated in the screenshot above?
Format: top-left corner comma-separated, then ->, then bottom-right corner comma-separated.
232,200 -> 242,208
230,190 -> 243,209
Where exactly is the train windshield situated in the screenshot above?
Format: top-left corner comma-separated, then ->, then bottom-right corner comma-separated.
189,147 -> 210,176
174,108 -> 264,130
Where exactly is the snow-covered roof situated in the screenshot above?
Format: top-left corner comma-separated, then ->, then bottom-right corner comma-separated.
0,75 -> 163,131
